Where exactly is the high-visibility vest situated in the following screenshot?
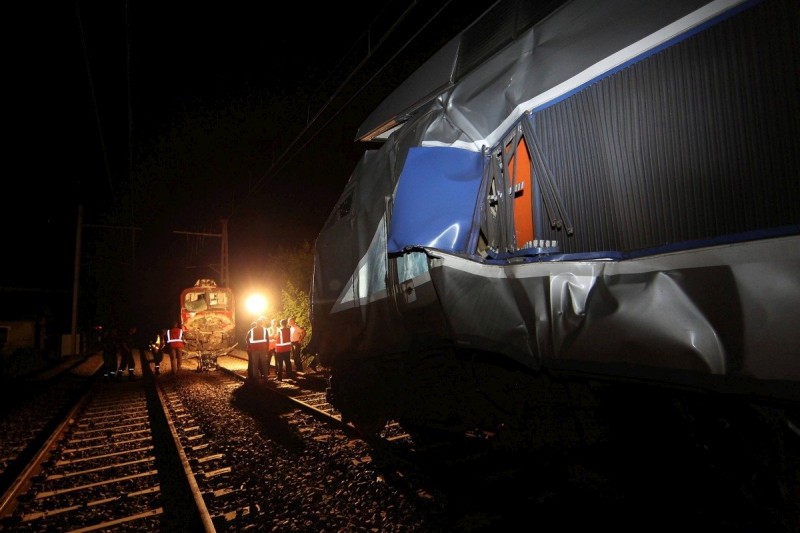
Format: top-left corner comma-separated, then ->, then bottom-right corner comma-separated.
248,327 -> 268,347
276,327 -> 292,352
166,328 -> 184,344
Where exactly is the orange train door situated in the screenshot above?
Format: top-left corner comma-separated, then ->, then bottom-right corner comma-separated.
507,135 -> 535,249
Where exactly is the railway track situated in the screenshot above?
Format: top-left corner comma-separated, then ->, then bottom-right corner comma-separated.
0,354 -> 100,483
4,352 -> 789,531
219,360 -> 800,532
215,365 -> 513,494
216,358 -> 415,444
0,355 -> 452,532
0,377 -> 210,532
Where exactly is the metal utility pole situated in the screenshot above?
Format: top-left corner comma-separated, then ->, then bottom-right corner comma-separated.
220,219 -> 229,288
174,219 -> 229,287
69,204 -> 84,356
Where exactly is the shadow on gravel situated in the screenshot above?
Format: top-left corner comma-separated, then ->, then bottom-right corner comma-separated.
230,380 -> 309,452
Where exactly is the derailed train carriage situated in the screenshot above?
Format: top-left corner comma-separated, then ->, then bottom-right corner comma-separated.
310,0 -> 799,519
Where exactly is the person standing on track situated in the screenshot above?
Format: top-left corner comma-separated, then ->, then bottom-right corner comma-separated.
247,317 -> 270,380
118,326 -> 137,380
267,318 -> 278,378
102,327 -> 120,380
165,321 -> 185,373
244,321 -> 257,380
288,317 -> 306,373
274,318 -> 294,381
149,328 -> 166,375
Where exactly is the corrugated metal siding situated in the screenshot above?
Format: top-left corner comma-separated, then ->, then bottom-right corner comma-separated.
532,0 -> 800,253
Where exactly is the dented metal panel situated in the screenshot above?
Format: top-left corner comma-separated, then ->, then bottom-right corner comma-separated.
426,233 -> 800,391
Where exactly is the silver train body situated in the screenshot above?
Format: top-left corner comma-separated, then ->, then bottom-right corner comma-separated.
310,0 -> 799,517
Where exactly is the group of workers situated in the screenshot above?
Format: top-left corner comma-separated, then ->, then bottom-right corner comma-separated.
100,324 -> 160,378
101,321 -> 186,379
245,316 -> 307,381
101,326 -> 139,380
148,322 -> 186,375
102,317 -> 310,380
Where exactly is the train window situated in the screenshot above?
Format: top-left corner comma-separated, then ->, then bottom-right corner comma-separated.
337,216 -> 388,307
185,293 -> 208,312
397,251 -> 428,283
211,292 -> 230,307
363,219 -> 387,299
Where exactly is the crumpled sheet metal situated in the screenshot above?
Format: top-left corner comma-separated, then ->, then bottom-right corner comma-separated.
427,233 -> 800,387
183,314 -> 236,354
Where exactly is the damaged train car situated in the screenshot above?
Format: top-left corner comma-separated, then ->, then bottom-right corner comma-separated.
180,279 -> 237,369
310,0 -> 799,522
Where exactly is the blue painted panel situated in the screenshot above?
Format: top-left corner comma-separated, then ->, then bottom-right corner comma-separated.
388,146 -> 483,254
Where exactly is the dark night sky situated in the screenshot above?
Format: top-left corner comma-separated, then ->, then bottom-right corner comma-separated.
3,1 -> 489,333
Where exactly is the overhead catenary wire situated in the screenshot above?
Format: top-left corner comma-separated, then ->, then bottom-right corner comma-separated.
228,0 -> 460,219
76,0 -> 116,213
79,0 -> 467,232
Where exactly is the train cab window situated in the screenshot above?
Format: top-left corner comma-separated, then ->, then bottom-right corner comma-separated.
362,218 -> 388,299
185,293 -> 208,312
338,216 -> 388,306
218,292 -> 230,307
397,250 -> 428,284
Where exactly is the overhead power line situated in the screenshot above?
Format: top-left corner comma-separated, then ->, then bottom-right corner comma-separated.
76,0 -> 116,212
228,0 -> 459,219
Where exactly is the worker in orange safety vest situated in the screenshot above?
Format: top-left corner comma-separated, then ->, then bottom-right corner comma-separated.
165,321 -> 185,373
